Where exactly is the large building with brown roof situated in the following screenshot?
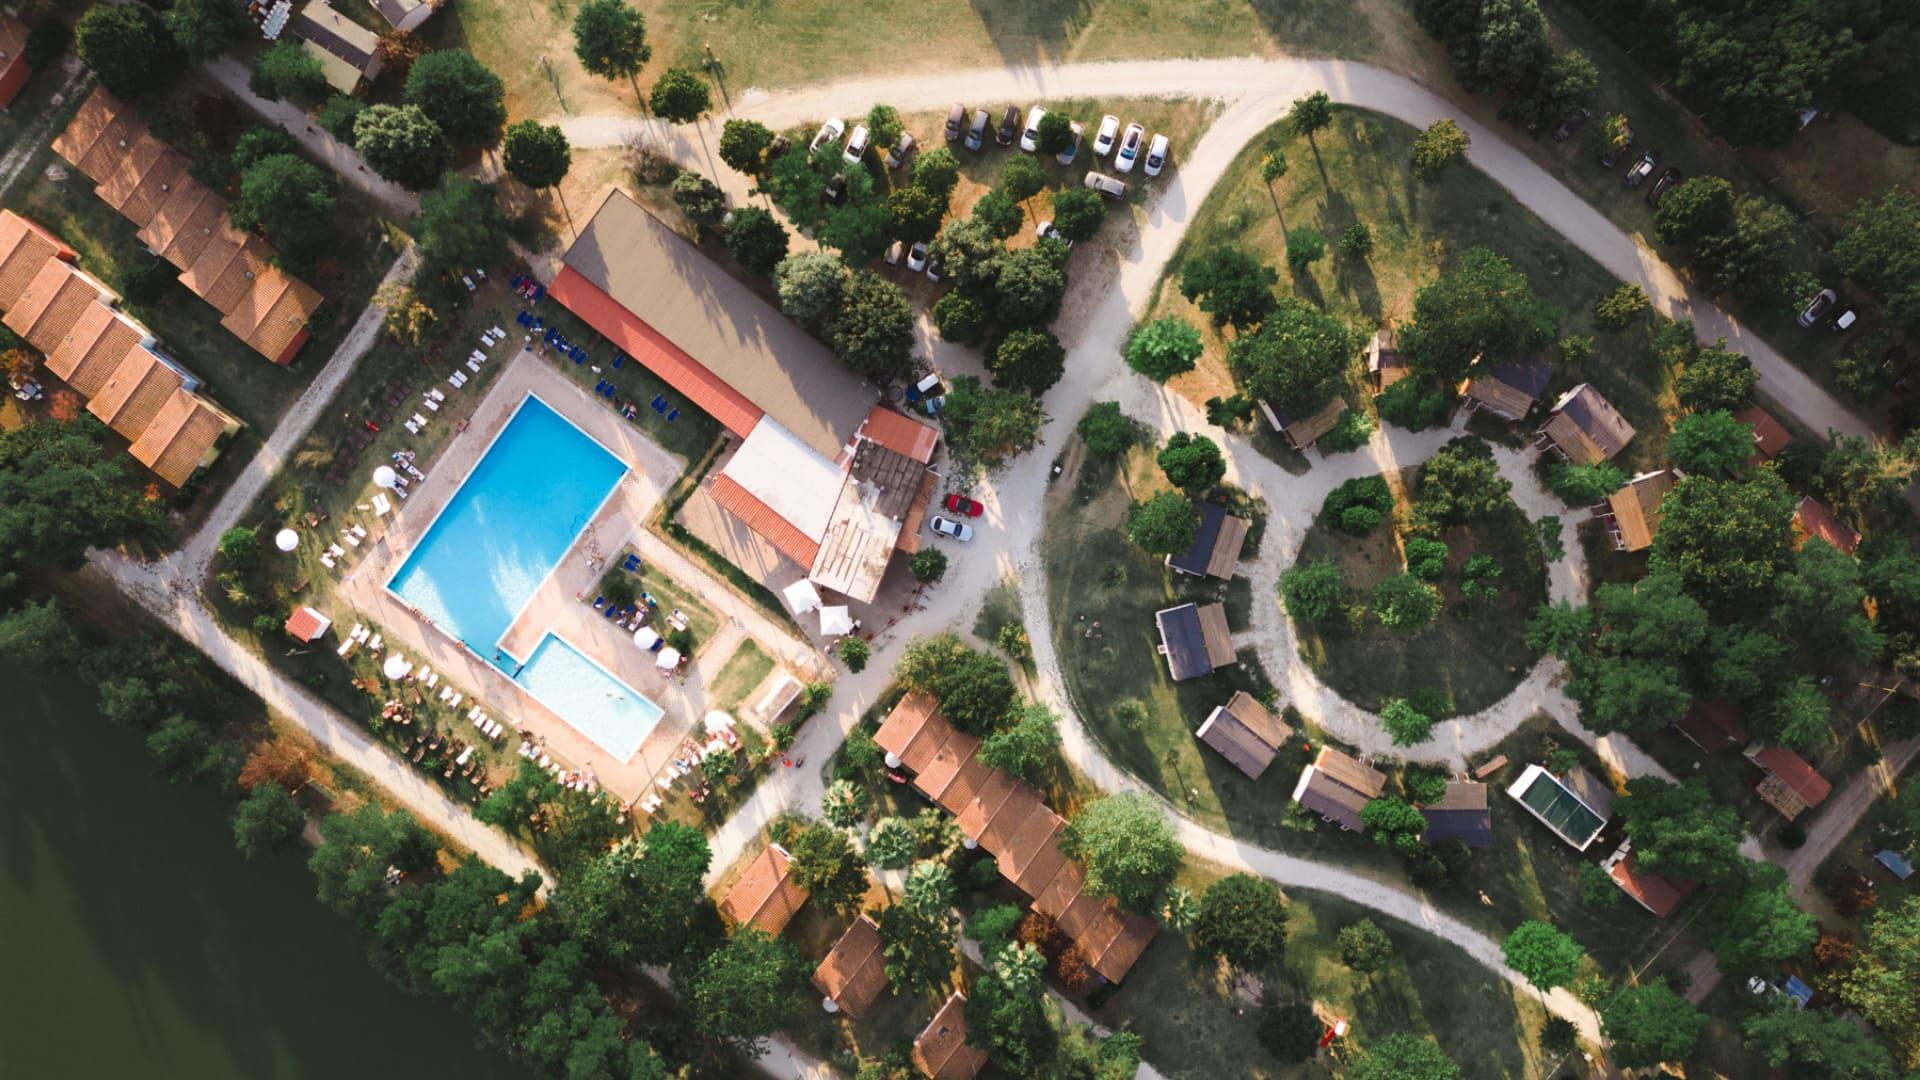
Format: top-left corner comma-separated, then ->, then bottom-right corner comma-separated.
1290,746 -> 1386,831
1600,469 -> 1676,552
1464,356 -> 1553,422
1168,501 -> 1249,580
873,695 -> 1158,984
0,211 -> 241,487
1538,383 -> 1634,465
813,914 -> 889,1018
1154,601 -> 1237,681
52,88 -> 324,365
1746,747 -> 1832,821
719,843 -> 809,935
555,189 -> 939,603
913,991 -> 988,1080
1196,691 -> 1293,779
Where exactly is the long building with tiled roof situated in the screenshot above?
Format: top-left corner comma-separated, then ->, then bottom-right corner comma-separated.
52,88 -> 323,365
0,211 -> 241,487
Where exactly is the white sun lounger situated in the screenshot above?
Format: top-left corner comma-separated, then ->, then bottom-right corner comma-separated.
404,419 -> 420,435
466,358 -> 481,373
428,388 -> 445,402
455,747 -> 475,767
371,493 -> 392,516
341,532 -> 359,548
423,670 -> 438,688
448,371 -> 466,387
412,412 -> 429,428
367,633 -> 382,652
423,397 -> 439,412
320,551 -> 337,569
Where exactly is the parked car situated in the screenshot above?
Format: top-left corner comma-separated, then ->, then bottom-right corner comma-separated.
944,103 -> 967,142
885,131 -> 917,170
930,515 -> 974,541
1833,308 -> 1858,333
1020,106 -> 1047,152
943,493 -> 984,517
1646,167 -> 1683,207
1084,171 -> 1128,200
1143,133 -> 1170,177
1624,150 -> 1659,187
906,241 -> 930,272
1093,114 -> 1120,157
842,124 -> 870,166
1551,109 -> 1591,142
822,174 -> 848,206
1599,136 -> 1633,169
884,240 -> 904,266
1114,123 -> 1146,173
1056,122 -> 1084,166
966,108 -> 990,152
809,117 -> 845,155
925,256 -> 943,283
1798,288 -> 1837,327
1036,220 -> 1072,249
997,105 -> 1020,146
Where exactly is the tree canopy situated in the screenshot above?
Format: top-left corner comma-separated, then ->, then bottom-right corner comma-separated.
571,0 -> 651,95
1410,118 -> 1471,180
1502,920 -> 1584,992
1179,248 -> 1279,329
1193,873 -> 1288,969
724,207 -> 791,277
1835,188 -> 1920,330
77,4 -> 182,97
1647,470 -> 1798,609
1348,1033 -> 1461,1080
1059,793 -> 1183,912
354,104 -> 451,191
416,177 -> 509,275
894,635 -> 1018,733
1668,410 -> 1754,477
990,327 -> 1066,396
1602,980 -> 1706,1069
405,50 -> 506,149
682,928 -> 805,1057
1699,861 -> 1817,977
1838,895 -> 1920,1070
1618,776 -> 1747,884
1126,316 -> 1203,383
1400,247 -> 1556,386
1156,432 -> 1226,492
0,419 -> 161,590
1127,491 -> 1201,556
1673,343 -> 1757,413
502,120 -> 572,189
1225,295 -> 1357,416
163,0 -> 249,62
773,251 -> 847,325
718,119 -> 776,176
977,703 -> 1062,782
649,67 -> 711,123
230,154 -> 335,274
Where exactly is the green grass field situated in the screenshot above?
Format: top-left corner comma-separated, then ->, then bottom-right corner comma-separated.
707,639 -> 774,712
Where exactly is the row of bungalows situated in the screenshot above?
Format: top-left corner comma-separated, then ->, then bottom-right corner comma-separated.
51,88 -> 325,366
0,211 -> 241,486
1291,744 -> 1493,847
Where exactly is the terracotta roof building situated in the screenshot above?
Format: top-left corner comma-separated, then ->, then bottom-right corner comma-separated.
1420,780 -> 1493,847
0,211 -> 241,487
1746,747 -> 1832,821
1601,469 -> 1676,552
719,843 -> 809,934
913,992 -> 988,1080
1154,601 -> 1236,681
283,606 -> 333,643
291,0 -> 384,93
1290,746 -> 1386,831
1602,845 -> 1695,917
1506,764 -> 1613,851
1794,496 -> 1861,556
52,88 -> 324,365
1367,329 -> 1411,392
1736,406 -> 1791,462
1196,691 -> 1293,779
873,695 -> 1158,984
1538,383 -> 1634,465
1464,356 -> 1553,422
0,15 -> 33,110
812,914 -> 889,1018
1259,396 -> 1346,451
1168,501 -> 1250,580
1673,699 -> 1747,753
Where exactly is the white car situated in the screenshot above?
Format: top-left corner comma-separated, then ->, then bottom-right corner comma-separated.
1036,221 -> 1072,250
930,515 -> 973,542
809,117 -> 845,155
842,124 -> 870,166
1019,106 -> 1047,152
884,240 -> 904,266
906,241 -> 930,272
1056,121 -> 1084,166
1114,123 -> 1145,173
1143,133 -> 1170,177
925,256 -> 942,283
1092,114 -> 1120,157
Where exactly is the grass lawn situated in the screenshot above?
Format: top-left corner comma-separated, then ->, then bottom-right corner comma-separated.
1289,472 -> 1548,715
707,639 -> 775,713
610,550 -> 721,654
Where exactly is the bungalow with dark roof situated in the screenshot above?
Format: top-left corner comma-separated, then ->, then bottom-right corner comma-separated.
1537,383 -> 1634,465
719,843 -> 809,934
1168,501 -> 1249,580
1599,469 -> 1676,552
1602,844 -> 1696,917
291,0 -> 385,94
1258,396 -> 1347,451
1367,329 -> 1411,392
1464,356 -> 1553,422
813,914 -> 888,1018
1735,406 -> 1791,463
1506,764 -> 1613,850
913,992 -> 988,1080
1196,691 -> 1293,779
371,0 -> 440,32
1673,699 -> 1747,753
1421,780 -> 1492,847
1794,496 -> 1861,556
0,15 -> 32,109
1746,747 -> 1832,821
1154,602 -> 1237,681
1290,746 -> 1386,831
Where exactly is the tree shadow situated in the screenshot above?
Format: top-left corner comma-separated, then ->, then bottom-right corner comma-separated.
966,0 -> 1096,70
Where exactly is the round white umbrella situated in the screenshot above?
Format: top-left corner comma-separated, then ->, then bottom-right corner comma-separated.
633,626 -> 661,649
704,711 -> 734,734
819,605 -> 854,637
274,528 -> 299,552
655,645 -> 682,670
382,654 -> 411,680
372,465 -> 399,489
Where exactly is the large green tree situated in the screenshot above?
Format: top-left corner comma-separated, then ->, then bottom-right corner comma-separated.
502,120 -> 572,190
163,0 -> 249,62
1740,999 -> 1902,1079
416,177 -> 509,274
1552,573 -> 1710,736
1126,316 -> 1203,383
1839,895 -> 1920,1069
649,67 -> 711,123
718,119 -> 776,177
1193,873 -> 1288,969
77,4 -> 181,96
571,0 -> 652,102
773,251 -> 847,325
683,928 -> 806,1057
1179,248 -> 1279,329
1674,343 -> 1758,412
405,49 -> 506,149
989,327 -> 1066,396
1502,920 -> 1583,993
724,206 -> 791,276
232,155 -> 336,273
1225,294 -> 1356,416
788,823 -> 869,911
354,104 -> 451,191
1347,1033 -> 1461,1080
827,270 -> 913,381
1157,432 -> 1226,492
977,703 -> 1062,782
967,943 -> 1056,1074
557,823 -> 711,965
1698,862 -> 1817,977
1667,410 -> 1754,477
1648,471 -> 1798,609
0,419 -> 161,591
1617,777 -> 1745,884
894,635 -> 1018,733
877,902 -> 954,995
1059,793 -> 1183,912
1127,491 -> 1201,556
1835,188 -> 1920,330
1400,247 -> 1557,386
1602,980 -> 1706,1069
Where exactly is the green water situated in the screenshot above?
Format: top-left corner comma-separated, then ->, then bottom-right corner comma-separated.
0,663 -> 527,1080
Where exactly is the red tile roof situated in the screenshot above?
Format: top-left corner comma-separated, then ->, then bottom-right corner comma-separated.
811,914 -> 889,1018
857,404 -> 939,464
708,473 -> 820,568
1735,406 -> 1790,461
1795,497 -> 1861,556
1608,853 -> 1695,917
1751,747 -> 1832,807
913,991 -> 988,1080
1673,699 -> 1747,753
283,606 -> 332,643
720,843 -> 809,934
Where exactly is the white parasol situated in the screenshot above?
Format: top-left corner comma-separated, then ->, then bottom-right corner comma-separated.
372,465 -> 399,489
819,605 -> 854,636
655,645 -> 682,670
382,654 -> 412,680
274,528 -> 299,552
633,626 -> 662,649
782,578 -> 823,614
704,711 -> 734,734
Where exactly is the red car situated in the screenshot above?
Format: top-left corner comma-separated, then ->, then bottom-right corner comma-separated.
943,493 -> 984,517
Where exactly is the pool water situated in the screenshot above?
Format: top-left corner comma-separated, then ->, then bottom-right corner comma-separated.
512,634 -> 664,761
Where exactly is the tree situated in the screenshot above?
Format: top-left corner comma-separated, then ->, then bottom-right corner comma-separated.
967,943 -> 1056,1074
1648,471 -> 1797,609
1280,560 -> 1345,622
1461,554 -> 1502,600
864,103 -> 904,151
1059,793 -> 1182,912
1502,921 -> 1583,993
1156,432 -> 1226,492
978,703 -> 1061,782
1602,980 -> 1706,1069
231,154 -> 335,273
719,118 -> 775,176
1839,896 -> 1920,1069
572,0 -> 651,102
912,149 -> 962,202
1699,861 -> 1817,976
558,824 -> 710,965
217,526 -> 260,568
684,928 -> 805,1057
1125,316 -> 1203,383
1400,247 -> 1555,386
1377,377 -> 1448,431
354,105 -> 450,191
1656,175 -> 1737,247
163,0 -> 248,62
649,67 -> 710,124
417,177 -> 509,274
1340,221 -> 1374,258
1158,885 -> 1200,934
971,189 -> 1023,239
1821,432 -> 1920,523
990,244 -> 1068,327
1289,91 -> 1334,144
248,39 -> 327,104
865,817 -> 917,871
990,327 -> 1066,395
877,902 -> 954,995
1674,343 -> 1757,412
1000,155 -> 1046,213
788,823 -> 869,911
1618,777 -> 1746,885
827,270 -> 913,381
1693,195 -> 1798,302
1410,118 -> 1470,180
888,184 -> 949,244
909,547 -> 948,585
404,50 -> 506,150
373,29 -> 426,81
837,637 -> 871,673
1051,186 -> 1107,242
932,290 -> 990,347
1381,699 -> 1434,746
1776,540 -> 1880,665
1664,2 -> 1859,146
1260,148 -> 1289,186
1835,188 -> 1920,329
1327,474 -> 1394,534
1373,573 -> 1442,632
821,778 -> 870,829
904,859 -> 956,918
1404,537 -> 1449,580
1259,1001 -> 1324,1063
311,95 -> 366,142
1558,574 -> 1709,736
77,4 -> 180,97
0,600 -> 79,664
0,419 -> 161,586
1337,919 -> 1395,974
670,171 -> 728,230
1193,873 -> 1287,969
1361,796 -> 1428,851
1348,1034 -> 1461,1080
928,216 -> 1001,294
230,783 -> 304,859
1594,283 -> 1650,330
308,804 -> 435,927
773,251 -> 847,325
722,206 -> 790,276
1076,401 -> 1136,460
502,120 -> 572,191
1741,999 -> 1902,1079
1224,294 -> 1357,416
1279,230 -> 1324,277
1127,491 -> 1200,556
1511,47 -> 1597,128
893,636 -> 1018,733
1668,410 -> 1754,477
1179,248 -> 1279,329
942,376 -> 1046,466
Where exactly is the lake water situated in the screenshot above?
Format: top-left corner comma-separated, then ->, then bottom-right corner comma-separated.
0,662 -> 526,1080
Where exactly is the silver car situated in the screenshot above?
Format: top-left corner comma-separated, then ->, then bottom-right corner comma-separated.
1114,123 -> 1146,174
930,515 -> 973,542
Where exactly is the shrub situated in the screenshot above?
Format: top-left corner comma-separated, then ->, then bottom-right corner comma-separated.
1372,573 -> 1441,632
1076,402 -> 1136,460
1323,475 -> 1393,531
1113,699 -> 1150,732
840,638 -> 870,672
1340,504 -> 1384,534
1547,461 -> 1626,505
1280,560 -> 1344,622
909,548 -> 948,584
1258,1001 -> 1322,1062
931,290 -> 990,346
1318,408 -> 1374,454
1593,283 -> 1650,330
1404,537 -> 1448,580
1376,377 -> 1449,430
1127,491 -> 1199,555
1380,699 -> 1433,746
1339,222 -> 1373,258
1285,228 -> 1326,273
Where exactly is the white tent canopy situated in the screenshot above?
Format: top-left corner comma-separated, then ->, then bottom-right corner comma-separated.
656,645 -> 682,670
704,711 -> 735,734
633,626 -> 662,650
382,654 -> 412,680
820,605 -> 854,636
782,578 -> 824,614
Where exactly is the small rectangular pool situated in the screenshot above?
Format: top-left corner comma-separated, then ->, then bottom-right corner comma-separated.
511,634 -> 663,761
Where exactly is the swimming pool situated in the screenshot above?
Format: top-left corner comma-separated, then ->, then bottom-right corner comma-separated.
513,634 -> 664,761
388,395 -> 626,652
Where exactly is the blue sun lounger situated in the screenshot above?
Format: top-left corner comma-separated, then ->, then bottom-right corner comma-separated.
665,409 -> 679,422
592,596 -> 605,610
612,352 -> 624,369
650,396 -> 667,413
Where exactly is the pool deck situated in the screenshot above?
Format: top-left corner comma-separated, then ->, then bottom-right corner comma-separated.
334,350 -> 825,807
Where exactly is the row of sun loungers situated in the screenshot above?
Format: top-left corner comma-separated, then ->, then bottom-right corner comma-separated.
466,705 -> 504,740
